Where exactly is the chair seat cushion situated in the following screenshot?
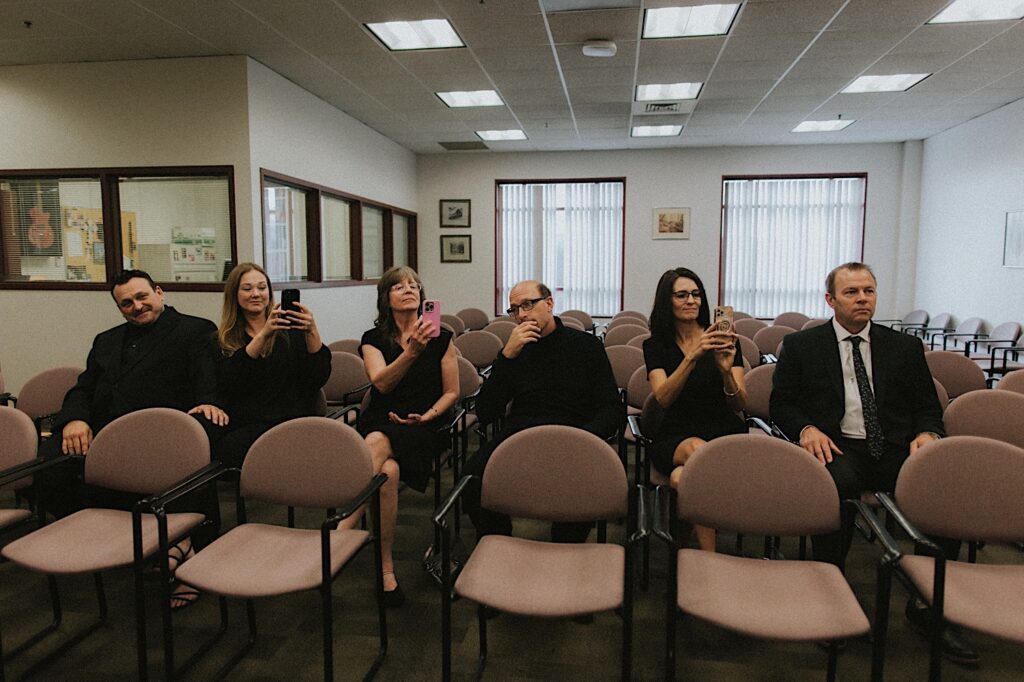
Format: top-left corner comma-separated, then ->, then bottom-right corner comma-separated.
455,535 -> 624,617
900,555 -> 1024,642
2,508 -> 204,574
676,549 -> 869,641
0,508 -> 32,530
175,524 -> 370,598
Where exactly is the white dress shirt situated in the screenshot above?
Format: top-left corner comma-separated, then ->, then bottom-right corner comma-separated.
833,318 -> 874,439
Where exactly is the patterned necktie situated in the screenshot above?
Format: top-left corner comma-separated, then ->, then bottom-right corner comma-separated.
848,336 -> 885,460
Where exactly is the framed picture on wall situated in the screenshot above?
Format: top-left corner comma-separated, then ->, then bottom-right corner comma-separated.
440,234 -> 472,263
440,199 -> 471,228
653,207 -> 690,239
1004,210 -> 1024,267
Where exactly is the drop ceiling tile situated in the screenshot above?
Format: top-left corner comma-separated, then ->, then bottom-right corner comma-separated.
636,63 -> 714,83
561,66 -> 634,86
640,36 -> 726,66
546,8 -> 640,44
731,0 -> 848,34
0,3 -> 90,40
828,0 -> 948,30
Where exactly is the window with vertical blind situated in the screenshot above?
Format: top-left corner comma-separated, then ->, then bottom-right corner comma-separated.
496,179 -> 624,317
259,169 -> 416,286
0,167 -> 235,289
720,175 -> 866,318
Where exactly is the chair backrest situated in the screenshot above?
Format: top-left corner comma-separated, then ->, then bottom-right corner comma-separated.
604,345 -> 645,390
639,393 -> 665,439
801,318 -> 829,331
16,366 -> 83,420
481,425 -> 627,522
732,310 -> 752,321
924,350 -> 987,398
932,378 -> 949,412
773,312 -> 810,329
895,436 -> 1024,543
952,316 -> 984,337
752,325 -> 796,356
440,314 -> 466,336
242,417 -> 373,509
676,434 -> 839,536
626,365 -> 652,410
85,407 -> 210,494
440,321 -> 456,335
606,316 -> 648,333
734,318 -> 767,339
929,312 -> 953,331
743,364 -> 775,420
456,307 -> 490,331
626,332 -> 651,349
996,370 -> 1024,395
984,321 -> 1022,350
902,309 -> 928,326
456,356 -> 483,400
737,334 -> 759,368
560,309 -> 594,331
482,319 -> 516,345
604,324 -> 649,347
453,330 -> 504,370
327,338 -> 361,355
943,390 -> 1024,449
0,407 -> 37,491
559,315 -> 586,331
612,310 -> 648,325
324,352 -> 369,404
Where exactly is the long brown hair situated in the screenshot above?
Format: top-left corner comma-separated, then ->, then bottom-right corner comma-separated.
374,266 -> 425,348
218,262 -> 278,357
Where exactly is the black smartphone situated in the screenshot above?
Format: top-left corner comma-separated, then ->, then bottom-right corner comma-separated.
280,288 -> 300,313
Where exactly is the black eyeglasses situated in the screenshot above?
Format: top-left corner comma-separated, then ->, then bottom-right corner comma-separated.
506,297 -> 546,316
672,290 -> 702,301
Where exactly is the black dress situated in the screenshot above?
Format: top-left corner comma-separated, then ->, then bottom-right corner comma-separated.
214,331 -> 332,468
358,327 -> 454,493
642,335 -> 746,476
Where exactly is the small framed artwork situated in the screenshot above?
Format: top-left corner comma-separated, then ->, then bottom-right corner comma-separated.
1003,210 -> 1024,268
653,207 -> 691,240
440,199 -> 471,228
440,234 -> 472,263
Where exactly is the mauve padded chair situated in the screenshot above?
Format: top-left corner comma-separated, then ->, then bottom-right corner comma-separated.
326,338 -> 360,355
626,332 -> 651,349
773,312 -> 811,329
174,417 -> 387,682
14,366 -> 82,433
943,390 -> 1024,449
455,307 -> 490,332
742,364 -> 779,436
912,312 -> 953,343
323,352 -> 370,424
604,323 -> 649,348
606,345 -> 646,462
606,316 -> 649,333
752,325 -> 797,360
560,315 -> 586,331
874,436 -> 1024,681
884,309 -> 929,332
736,334 -> 760,369
802,318 -> 829,331
732,310 -> 753,321
440,314 -> 465,336
612,310 -> 648,325
625,365 -> 652,418
560,309 -> 595,332
1,408 -> 215,681
482,319 -> 515,346
734,317 -> 768,339
996,370 -> 1024,394
658,434 -> 872,682
435,425 -> 639,681
453,330 -> 503,373
924,351 -> 987,399
929,316 -> 984,351
0,407 -> 37,532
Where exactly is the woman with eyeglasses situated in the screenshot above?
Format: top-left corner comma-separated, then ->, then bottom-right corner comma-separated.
643,267 -> 746,552
345,265 -> 459,606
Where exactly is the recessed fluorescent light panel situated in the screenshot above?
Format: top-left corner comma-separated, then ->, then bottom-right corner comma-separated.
642,4 -> 741,38
476,129 -> 527,141
437,90 -> 504,108
365,20 -> 464,51
842,73 -> 929,93
792,120 -> 854,133
928,0 -> 1024,23
636,82 -> 703,101
631,125 -> 683,137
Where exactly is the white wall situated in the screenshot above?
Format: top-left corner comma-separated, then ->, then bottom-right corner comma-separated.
417,143 -> 916,319
245,59 -> 418,346
917,97 -> 1024,327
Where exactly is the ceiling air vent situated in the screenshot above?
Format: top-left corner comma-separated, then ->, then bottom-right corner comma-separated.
644,102 -> 681,113
439,140 -> 489,151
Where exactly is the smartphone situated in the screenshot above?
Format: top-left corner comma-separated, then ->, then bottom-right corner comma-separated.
280,288 -> 300,313
713,305 -> 734,333
421,300 -> 442,338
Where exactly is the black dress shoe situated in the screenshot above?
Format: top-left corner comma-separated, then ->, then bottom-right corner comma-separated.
383,584 -> 405,608
905,601 -> 980,666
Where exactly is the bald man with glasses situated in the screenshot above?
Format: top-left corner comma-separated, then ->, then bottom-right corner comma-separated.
463,280 -> 623,543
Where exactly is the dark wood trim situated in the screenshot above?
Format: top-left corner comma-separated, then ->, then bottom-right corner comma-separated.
407,215 -> 418,271
493,184 -> 502,317
351,200 -> 364,282
305,185 -> 322,282
619,177 -> 627,312
260,169 -> 415,216
382,209 -> 394,269
102,172 -> 123,279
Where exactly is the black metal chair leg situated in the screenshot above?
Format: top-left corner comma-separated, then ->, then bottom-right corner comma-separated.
322,582 -> 333,682
826,641 -> 839,682
475,604 -> 488,679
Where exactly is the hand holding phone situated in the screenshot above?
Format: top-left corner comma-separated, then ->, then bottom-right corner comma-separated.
421,300 -> 441,338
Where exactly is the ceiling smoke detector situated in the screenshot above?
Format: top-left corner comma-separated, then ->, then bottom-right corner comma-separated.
582,39 -> 617,57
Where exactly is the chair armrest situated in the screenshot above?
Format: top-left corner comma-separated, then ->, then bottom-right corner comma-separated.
0,455 -> 78,488
342,382 -> 371,405
847,499 -> 901,563
760,353 -> 778,364
0,392 -> 14,406
746,416 -> 773,435
438,407 -> 465,434
874,492 -> 943,557
432,474 -> 475,528
323,472 -> 389,530
651,484 -> 675,545
325,404 -> 360,422
136,462 -> 228,514
937,332 -> 984,350
966,337 -> 1015,353
626,414 -> 645,442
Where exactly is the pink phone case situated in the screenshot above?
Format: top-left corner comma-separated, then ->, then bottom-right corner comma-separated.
421,300 -> 441,337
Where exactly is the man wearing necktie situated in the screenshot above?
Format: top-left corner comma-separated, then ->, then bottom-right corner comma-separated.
770,262 -> 977,665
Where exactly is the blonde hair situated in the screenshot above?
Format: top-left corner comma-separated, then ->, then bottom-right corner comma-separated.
218,262 -> 279,357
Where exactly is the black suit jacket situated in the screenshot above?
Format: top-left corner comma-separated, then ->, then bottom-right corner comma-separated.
56,306 -> 220,433
770,320 -> 945,449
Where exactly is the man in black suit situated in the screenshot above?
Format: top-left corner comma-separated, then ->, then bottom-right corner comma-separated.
40,270 -> 227,515
771,261 -> 976,665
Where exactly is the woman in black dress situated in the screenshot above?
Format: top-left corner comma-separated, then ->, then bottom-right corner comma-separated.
351,265 -> 459,605
214,262 -> 331,469
643,267 -> 747,552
